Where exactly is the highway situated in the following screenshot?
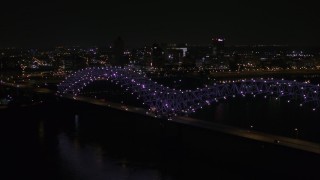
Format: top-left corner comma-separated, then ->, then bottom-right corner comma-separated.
209,69 -> 320,78
0,81 -> 29,88
63,94 -> 320,155
173,116 -> 320,154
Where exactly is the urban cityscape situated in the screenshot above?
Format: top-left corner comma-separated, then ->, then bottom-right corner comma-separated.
1,1 -> 320,180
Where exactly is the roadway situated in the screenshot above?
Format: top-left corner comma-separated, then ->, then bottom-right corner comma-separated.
63,94 -> 320,155
173,116 -> 320,154
209,69 -> 320,78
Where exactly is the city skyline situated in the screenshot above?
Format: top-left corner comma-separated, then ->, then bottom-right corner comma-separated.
1,0 -> 320,48
2,1 -> 320,179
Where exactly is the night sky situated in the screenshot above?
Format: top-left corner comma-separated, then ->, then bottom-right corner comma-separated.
1,0 -> 319,48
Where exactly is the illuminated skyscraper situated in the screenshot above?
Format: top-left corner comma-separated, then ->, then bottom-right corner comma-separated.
151,43 -> 165,67
212,38 -> 225,60
111,36 -> 126,66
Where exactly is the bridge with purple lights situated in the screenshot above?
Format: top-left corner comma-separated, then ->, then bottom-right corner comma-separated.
58,66 -> 320,116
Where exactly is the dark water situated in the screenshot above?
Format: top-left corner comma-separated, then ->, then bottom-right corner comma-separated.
1,98 -> 320,180
81,80 -> 320,143
192,95 -> 320,143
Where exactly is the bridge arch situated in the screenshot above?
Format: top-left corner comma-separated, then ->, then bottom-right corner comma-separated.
58,66 -> 320,116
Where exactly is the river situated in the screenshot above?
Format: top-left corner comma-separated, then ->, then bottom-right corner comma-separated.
1,98 -> 320,180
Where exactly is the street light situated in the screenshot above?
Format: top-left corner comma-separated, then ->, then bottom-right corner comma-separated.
294,128 -> 299,138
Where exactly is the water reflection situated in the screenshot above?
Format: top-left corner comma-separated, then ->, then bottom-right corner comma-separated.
2,99 -> 319,180
75,114 -> 79,130
213,103 -> 228,123
38,120 -> 45,143
58,133 -> 171,180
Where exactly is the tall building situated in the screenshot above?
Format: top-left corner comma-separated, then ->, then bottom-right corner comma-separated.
111,37 -> 127,66
166,43 -> 188,65
151,43 -> 165,67
212,38 -> 225,60
187,46 -> 212,66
